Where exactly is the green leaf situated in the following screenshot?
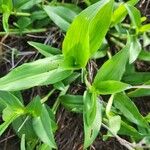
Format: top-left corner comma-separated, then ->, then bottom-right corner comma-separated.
143,33 -> 150,47
62,0 -> 113,69
13,0 -> 42,10
94,80 -> 130,95
138,50 -> 150,61
93,46 -> 128,83
88,0 -> 113,55
123,64 -> 150,85
108,115 -> 121,135
12,115 -> 37,141
128,35 -> 141,64
0,55 -> 72,91
83,96 -> 102,149
139,24 -> 150,33
32,105 -> 57,149
111,0 -> 138,26
128,80 -> 150,97
119,120 -> 144,140
60,95 -> 83,113
0,113 -> 19,136
114,93 -> 149,128
62,16 -> 90,69
28,41 -> 61,57
43,5 -> 77,31
21,134 -> 26,150
0,91 -> 24,110
125,4 -> 141,29
17,17 -> 32,30
25,96 -> 42,117
83,91 -> 97,126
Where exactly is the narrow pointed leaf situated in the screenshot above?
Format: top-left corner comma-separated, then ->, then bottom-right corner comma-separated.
44,5 -> 77,31
33,105 -> 57,149
114,93 -> 149,128
128,80 -> 150,97
93,46 -> 128,84
129,35 -> 141,63
0,56 -> 72,91
28,41 -> 61,57
83,99 -> 102,149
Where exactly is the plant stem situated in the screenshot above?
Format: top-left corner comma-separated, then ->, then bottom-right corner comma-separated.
0,28 -> 47,35
41,89 -> 55,103
110,37 -> 125,48
11,12 -> 31,17
52,86 -> 69,114
132,85 -> 150,89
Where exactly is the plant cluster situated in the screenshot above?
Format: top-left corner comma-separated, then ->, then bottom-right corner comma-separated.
0,0 -> 150,149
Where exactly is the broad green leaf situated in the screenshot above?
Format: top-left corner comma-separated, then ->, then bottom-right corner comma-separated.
93,46 -> 128,83
62,0 -> 113,68
21,134 -> 26,150
28,41 -> 61,57
114,93 -> 149,128
138,50 -> 150,61
88,0 -> 113,55
128,35 -> 141,63
83,99 -> 102,149
32,105 -> 57,149
125,4 -> 141,29
0,55 -> 72,91
94,80 -> 130,95
0,91 -> 24,110
128,80 -> 150,97
44,5 -> 77,31
60,95 -> 83,113
62,17 -> 90,68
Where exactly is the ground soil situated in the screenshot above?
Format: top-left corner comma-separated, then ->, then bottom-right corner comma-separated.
0,0 -> 150,150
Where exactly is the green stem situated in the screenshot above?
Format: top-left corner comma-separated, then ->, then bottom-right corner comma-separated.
0,28 -> 46,35
52,86 -> 69,114
110,37 -> 125,48
11,12 -> 31,17
132,85 -> 150,89
41,89 -> 55,103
